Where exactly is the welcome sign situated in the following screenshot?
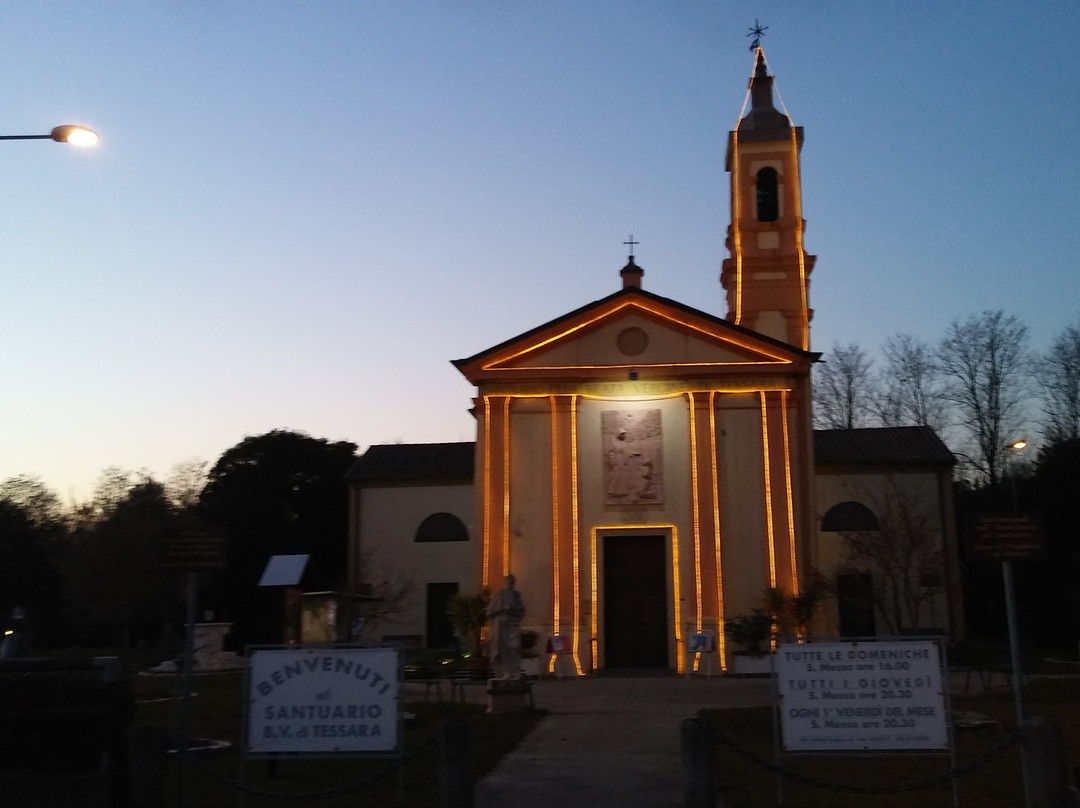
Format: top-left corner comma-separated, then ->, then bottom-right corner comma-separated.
247,647 -> 400,755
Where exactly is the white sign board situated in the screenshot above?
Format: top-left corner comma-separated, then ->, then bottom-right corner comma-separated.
774,640 -> 948,752
248,647 -> 399,754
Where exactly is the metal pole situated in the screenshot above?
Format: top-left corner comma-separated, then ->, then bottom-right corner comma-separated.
179,571 -> 198,808
1003,560 -> 1026,723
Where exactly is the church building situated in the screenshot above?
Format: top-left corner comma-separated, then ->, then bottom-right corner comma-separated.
346,50 -> 961,674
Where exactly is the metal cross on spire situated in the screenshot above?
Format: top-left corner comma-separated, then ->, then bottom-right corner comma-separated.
747,19 -> 768,51
623,235 -> 639,259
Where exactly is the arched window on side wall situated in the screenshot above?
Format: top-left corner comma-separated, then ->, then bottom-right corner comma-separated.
756,167 -> 779,222
821,501 -> 880,532
415,512 -> 469,542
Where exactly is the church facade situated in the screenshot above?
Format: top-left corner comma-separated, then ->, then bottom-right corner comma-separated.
346,50 -> 961,673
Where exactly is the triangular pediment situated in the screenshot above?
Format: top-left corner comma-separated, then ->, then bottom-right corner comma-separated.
454,287 -> 815,385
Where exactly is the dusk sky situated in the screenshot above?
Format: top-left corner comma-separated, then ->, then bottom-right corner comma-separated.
2,2 -> 1078,504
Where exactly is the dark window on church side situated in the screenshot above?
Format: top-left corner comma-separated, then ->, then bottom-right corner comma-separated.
415,512 -> 469,542
820,501 -> 880,532
756,167 -> 779,222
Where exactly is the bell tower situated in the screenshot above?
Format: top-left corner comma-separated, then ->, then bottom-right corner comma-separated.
721,48 -> 816,350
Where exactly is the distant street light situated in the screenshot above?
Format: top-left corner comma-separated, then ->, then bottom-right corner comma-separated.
0,124 -> 99,146
1004,438 -> 1029,725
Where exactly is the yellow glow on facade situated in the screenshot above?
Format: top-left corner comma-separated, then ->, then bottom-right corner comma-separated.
591,524 -> 684,674
502,396 -> 511,576
780,390 -> 800,596
569,395 -> 584,675
708,392 -> 727,667
478,297 -> 796,370
481,396 -> 492,587
759,392 -> 778,588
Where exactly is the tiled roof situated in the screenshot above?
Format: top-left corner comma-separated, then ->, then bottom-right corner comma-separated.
347,427 -> 954,483
346,442 -> 475,482
814,426 -> 955,467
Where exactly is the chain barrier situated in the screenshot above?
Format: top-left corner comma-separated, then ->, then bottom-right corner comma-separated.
709,724 -> 1024,795
184,728 -> 441,802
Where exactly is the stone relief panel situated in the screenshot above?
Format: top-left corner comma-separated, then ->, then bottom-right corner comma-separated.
602,409 -> 663,506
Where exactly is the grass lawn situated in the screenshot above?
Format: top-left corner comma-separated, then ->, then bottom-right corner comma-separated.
134,671 -> 543,807
702,676 -> 1080,808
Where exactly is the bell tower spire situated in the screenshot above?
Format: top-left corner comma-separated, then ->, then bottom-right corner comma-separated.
721,47 -> 816,350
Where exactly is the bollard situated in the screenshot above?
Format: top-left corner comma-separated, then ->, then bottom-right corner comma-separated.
1022,717 -> 1071,808
682,717 -> 718,808
439,718 -> 474,808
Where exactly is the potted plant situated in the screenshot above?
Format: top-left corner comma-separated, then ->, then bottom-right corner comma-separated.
724,608 -> 773,675
446,588 -> 491,672
519,629 -> 540,679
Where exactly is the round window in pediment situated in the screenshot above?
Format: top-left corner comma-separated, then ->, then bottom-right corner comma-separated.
617,327 -> 648,356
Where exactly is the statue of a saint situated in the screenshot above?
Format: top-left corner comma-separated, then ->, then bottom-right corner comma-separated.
486,575 -> 526,679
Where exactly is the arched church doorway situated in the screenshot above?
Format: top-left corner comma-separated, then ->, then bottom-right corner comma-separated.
602,534 -> 668,668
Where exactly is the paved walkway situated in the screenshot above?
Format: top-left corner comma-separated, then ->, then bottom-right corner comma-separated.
471,674 -> 773,808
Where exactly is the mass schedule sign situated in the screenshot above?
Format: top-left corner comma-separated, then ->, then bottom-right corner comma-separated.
774,640 -> 948,752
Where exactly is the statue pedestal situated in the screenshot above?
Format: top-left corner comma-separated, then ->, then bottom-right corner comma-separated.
486,677 -> 531,714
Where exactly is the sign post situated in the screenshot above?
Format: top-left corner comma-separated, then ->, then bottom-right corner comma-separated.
970,511 -> 1044,724
162,529 -> 226,808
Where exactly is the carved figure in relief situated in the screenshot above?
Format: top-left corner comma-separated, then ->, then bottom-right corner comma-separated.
602,410 -> 662,505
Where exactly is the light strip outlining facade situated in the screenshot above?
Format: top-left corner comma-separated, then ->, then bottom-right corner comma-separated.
502,395 -> 511,577
687,392 -> 704,672
790,127 -> 810,351
569,395 -> 584,675
481,396 -> 493,586
708,391 -> 727,666
780,390 -> 800,596
549,395 -> 561,660
730,128 -> 744,325
479,298 -> 796,370
759,391 -> 778,588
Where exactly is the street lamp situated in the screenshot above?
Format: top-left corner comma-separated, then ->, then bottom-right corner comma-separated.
0,125 -> 99,146
1004,439 -> 1029,723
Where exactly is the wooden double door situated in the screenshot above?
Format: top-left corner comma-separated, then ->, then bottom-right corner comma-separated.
603,534 -> 668,668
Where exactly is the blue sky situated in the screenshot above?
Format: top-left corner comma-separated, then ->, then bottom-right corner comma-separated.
1,2 -> 1077,503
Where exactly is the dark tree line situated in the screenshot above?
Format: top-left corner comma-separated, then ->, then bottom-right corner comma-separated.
0,430 -> 357,653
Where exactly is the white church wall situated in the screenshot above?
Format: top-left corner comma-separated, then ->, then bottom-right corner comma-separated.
813,469 -> 953,637
353,483 -> 476,646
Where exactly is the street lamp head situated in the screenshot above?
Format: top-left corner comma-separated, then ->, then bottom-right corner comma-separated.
50,125 -> 99,146
1010,440 -> 1028,451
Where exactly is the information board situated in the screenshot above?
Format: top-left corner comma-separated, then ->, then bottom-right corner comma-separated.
774,640 -> 948,752
248,647 -> 399,755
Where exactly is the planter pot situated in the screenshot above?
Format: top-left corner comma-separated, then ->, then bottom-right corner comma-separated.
730,653 -> 773,676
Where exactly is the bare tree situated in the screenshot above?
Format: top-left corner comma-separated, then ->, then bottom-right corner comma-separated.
165,458 -> 209,511
813,342 -> 874,429
839,477 -> 949,635
937,311 -> 1031,486
1039,320 -> 1080,442
871,334 -> 948,433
